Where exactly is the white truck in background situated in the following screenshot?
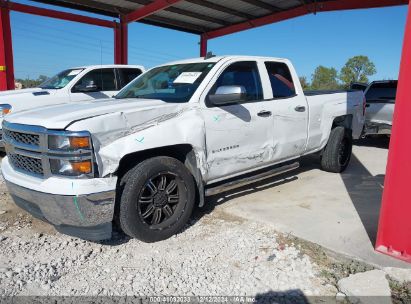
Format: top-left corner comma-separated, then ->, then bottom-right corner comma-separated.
363,80 -> 397,136
2,56 -> 365,242
0,65 -> 145,147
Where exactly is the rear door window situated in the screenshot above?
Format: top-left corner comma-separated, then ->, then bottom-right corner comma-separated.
118,68 -> 144,88
73,68 -> 117,92
265,62 -> 296,98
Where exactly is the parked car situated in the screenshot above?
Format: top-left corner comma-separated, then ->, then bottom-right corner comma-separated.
0,64 -> 145,147
363,80 -> 397,136
1,56 -> 365,242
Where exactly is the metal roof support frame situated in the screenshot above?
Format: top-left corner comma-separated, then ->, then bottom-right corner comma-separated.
0,4 -> 14,90
0,0 -> 117,91
115,17 -> 128,65
204,0 -> 408,39
117,0 -> 184,64
125,0 -> 183,23
200,34 -> 207,57
375,0 -> 411,263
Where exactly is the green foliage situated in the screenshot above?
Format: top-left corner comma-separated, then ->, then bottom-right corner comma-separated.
15,75 -> 49,89
339,55 -> 376,86
311,66 -> 340,90
299,76 -> 310,90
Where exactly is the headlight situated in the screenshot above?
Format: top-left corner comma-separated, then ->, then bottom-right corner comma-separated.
50,159 -> 93,176
0,104 -> 12,117
48,134 -> 91,150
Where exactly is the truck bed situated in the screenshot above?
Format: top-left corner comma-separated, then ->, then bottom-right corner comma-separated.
304,89 -> 359,96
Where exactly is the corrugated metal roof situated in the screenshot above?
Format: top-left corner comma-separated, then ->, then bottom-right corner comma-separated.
30,0 -> 407,35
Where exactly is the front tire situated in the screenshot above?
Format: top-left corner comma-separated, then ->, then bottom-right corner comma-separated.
321,126 -> 352,173
118,156 -> 195,242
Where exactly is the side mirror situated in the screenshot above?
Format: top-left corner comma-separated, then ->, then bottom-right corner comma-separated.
74,80 -> 98,92
209,85 -> 247,106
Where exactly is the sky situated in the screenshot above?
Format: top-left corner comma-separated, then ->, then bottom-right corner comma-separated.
10,1 -> 408,82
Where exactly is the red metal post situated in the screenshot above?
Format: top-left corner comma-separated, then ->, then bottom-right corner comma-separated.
114,17 -> 128,64
375,1 -> 411,263
0,5 -> 14,90
121,18 -> 128,65
200,34 -> 207,57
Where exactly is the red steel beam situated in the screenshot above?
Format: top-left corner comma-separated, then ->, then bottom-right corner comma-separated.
375,0 -> 411,263
114,17 -> 128,64
125,0 -> 183,23
0,6 -> 14,90
0,0 -> 116,28
205,0 -> 408,39
200,34 -> 207,57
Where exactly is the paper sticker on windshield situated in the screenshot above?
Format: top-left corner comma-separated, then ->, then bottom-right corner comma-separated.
68,69 -> 83,76
173,72 -> 202,84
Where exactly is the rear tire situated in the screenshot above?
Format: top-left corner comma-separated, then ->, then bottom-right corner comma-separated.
118,156 -> 195,242
321,126 -> 352,173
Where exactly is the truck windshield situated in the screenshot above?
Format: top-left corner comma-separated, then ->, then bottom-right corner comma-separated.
39,69 -> 84,89
366,81 -> 397,101
115,62 -> 216,103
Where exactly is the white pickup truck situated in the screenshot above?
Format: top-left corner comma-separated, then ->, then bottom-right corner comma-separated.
1,56 -> 365,242
0,64 -> 145,147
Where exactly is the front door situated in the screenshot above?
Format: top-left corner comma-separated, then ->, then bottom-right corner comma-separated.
203,61 -> 275,181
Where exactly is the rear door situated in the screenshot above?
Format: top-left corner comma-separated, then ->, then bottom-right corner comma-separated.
202,60 -> 276,181
70,68 -> 119,102
263,61 -> 308,161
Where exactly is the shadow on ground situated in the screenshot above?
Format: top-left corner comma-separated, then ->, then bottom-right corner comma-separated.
340,154 -> 384,246
354,135 -> 390,149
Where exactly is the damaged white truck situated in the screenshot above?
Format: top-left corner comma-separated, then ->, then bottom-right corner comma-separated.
2,56 -> 365,242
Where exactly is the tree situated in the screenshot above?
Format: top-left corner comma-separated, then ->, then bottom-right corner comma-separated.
339,55 -> 376,86
15,75 -> 49,89
38,75 -> 48,83
311,66 -> 339,90
299,76 -> 310,90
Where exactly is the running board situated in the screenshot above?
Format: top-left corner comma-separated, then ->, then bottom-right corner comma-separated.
205,162 -> 300,196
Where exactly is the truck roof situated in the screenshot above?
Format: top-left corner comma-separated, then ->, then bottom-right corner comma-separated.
163,55 -> 290,65
71,64 -> 145,70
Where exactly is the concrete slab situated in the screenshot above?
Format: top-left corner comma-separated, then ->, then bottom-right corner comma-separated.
209,137 -> 411,269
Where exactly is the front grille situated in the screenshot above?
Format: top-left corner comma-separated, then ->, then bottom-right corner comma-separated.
4,129 -> 40,146
8,153 -> 43,176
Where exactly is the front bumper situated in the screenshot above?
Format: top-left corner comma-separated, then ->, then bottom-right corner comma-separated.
6,181 -> 115,241
2,157 -> 117,241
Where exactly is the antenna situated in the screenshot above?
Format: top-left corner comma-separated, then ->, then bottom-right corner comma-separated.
100,40 -> 103,66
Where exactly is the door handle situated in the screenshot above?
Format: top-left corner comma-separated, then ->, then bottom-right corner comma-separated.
365,104 -> 370,108
295,105 -> 306,112
257,110 -> 272,117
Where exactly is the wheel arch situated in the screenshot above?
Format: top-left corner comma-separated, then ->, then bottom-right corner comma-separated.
114,144 -> 205,211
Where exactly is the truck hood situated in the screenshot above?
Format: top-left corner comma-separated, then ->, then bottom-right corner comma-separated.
4,98 -> 184,129
0,88 -> 61,113
0,87 -> 53,97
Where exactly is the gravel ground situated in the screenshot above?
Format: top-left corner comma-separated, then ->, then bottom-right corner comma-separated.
0,169 -> 340,298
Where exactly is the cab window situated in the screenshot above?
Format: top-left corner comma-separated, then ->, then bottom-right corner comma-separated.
72,68 -> 117,92
118,68 -> 143,88
210,61 -> 263,102
265,62 -> 296,98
